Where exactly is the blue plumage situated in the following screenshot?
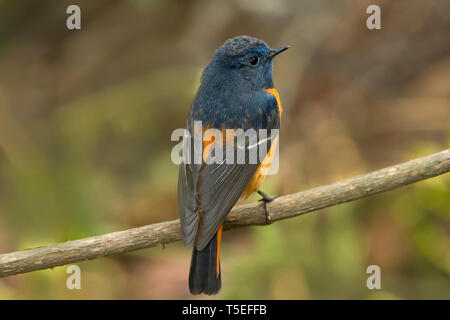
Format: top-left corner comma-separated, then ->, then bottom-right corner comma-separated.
178,35 -> 289,295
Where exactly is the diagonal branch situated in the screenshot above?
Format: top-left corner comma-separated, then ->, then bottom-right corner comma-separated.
0,149 -> 449,278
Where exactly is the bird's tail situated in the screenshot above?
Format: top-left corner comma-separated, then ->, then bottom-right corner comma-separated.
189,226 -> 222,295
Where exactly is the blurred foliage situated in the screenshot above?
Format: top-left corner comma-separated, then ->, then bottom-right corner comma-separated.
0,0 -> 449,299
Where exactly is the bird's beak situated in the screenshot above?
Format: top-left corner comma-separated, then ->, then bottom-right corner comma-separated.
268,45 -> 290,58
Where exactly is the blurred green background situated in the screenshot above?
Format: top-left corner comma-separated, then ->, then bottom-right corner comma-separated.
0,0 -> 449,299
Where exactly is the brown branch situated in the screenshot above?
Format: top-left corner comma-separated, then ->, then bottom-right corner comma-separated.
0,149 -> 449,278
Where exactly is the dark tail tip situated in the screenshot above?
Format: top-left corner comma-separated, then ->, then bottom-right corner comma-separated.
189,233 -> 221,295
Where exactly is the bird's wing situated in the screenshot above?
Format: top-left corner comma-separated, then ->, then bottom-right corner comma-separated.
178,93 -> 280,250
178,157 -> 201,246
194,149 -> 262,250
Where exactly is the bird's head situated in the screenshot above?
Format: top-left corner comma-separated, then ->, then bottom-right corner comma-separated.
206,35 -> 289,89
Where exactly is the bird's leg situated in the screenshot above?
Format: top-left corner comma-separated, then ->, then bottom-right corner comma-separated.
257,190 -> 278,224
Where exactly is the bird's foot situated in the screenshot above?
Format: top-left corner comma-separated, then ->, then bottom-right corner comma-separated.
257,190 -> 278,224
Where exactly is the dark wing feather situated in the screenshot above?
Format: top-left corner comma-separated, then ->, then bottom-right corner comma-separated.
178,158 -> 200,246
194,158 -> 260,250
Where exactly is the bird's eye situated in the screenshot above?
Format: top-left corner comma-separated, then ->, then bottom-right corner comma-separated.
249,56 -> 260,66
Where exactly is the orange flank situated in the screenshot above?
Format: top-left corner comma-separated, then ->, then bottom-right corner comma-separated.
263,88 -> 282,116
241,136 -> 279,198
202,135 -> 216,162
242,88 -> 282,198
216,224 -> 223,277
202,127 -> 234,162
202,125 -> 214,162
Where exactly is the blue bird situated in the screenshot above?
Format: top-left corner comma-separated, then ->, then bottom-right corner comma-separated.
178,35 -> 289,295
